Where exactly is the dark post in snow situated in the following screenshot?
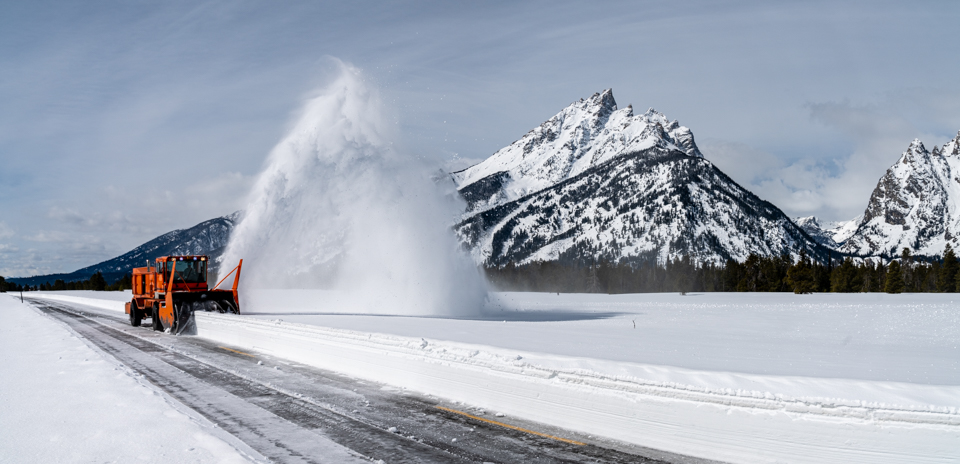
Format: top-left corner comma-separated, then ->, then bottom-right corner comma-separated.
20,289 -> 23,303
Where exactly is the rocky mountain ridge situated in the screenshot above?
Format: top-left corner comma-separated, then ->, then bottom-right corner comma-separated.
454,90 -> 832,266
794,215 -> 861,249
836,132 -> 960,258
452,89 -> 702,213
10,212 -> 240,286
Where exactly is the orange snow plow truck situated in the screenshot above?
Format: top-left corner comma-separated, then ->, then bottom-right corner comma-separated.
125,255 -> 243,334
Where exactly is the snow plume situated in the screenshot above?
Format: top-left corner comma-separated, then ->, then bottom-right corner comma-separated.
223,61 -> 486,316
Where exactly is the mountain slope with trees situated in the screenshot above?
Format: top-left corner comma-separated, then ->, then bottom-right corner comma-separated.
454,90 -> 831,267
7,212 -> 239,287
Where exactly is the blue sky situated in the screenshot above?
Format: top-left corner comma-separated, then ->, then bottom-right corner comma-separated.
2,1 -> 959,277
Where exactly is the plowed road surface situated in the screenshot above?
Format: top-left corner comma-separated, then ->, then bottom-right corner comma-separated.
28,298 -> 709,464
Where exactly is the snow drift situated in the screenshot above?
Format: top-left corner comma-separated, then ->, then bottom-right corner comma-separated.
222,61 -> 486,316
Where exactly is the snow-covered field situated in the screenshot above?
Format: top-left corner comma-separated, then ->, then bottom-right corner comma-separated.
24,290 -> 960,463
242,290 -> 960,386
0,294 -> 253,463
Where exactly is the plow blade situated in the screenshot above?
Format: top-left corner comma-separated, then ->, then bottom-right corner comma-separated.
171,292 -> 239,335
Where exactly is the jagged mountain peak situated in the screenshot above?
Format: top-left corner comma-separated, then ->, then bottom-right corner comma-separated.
908,138 -> 926,151
841,132 -> 960,258
795,216 -> 822,229
568,89 -> 618,122
794,215 -> 862,249
451,93 -> 828,267
641,107 -> 668,123
899,139 -> 933,166
452,89 -> 703,214
943,130 -> 960,156
794,216 -> 836,248
588,88 -> 617,107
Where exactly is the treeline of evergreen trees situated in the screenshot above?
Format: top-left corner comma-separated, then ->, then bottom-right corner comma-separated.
0,272 -> 132,293
0,275 -> 21,292
484,246 -> 960,294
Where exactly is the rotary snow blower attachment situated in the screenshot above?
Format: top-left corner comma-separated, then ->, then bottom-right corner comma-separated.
125,255 -> 243,335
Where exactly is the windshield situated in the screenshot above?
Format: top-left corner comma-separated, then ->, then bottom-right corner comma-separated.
173,259 -> 206,283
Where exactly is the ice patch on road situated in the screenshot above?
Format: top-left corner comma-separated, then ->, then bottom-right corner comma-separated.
222,59 -> 485,317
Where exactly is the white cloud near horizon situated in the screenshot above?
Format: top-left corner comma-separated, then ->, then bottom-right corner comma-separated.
705,88 -> 960,224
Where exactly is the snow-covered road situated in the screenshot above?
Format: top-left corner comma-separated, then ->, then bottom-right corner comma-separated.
0,294 -> 255,464
22,290 -> 960,463
14,296 -> 681,463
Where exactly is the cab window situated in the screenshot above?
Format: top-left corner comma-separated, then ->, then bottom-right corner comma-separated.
172,259 -> 206,283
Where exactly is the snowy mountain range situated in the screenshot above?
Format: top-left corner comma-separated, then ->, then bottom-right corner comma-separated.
793,215 -> 861,249
11,212 -> 239,286
452,90 -> 832,266
17,94 -> 960,280
796,133 -> 960,259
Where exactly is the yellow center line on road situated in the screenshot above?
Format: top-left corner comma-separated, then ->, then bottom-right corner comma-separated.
218,346 -> 256,358
434,406 -> 586,446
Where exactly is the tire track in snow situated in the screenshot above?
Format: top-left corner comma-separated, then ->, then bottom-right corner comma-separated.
30,299 -> 678,464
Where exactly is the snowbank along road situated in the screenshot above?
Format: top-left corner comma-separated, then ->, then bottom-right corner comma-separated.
23,297 -> 702,464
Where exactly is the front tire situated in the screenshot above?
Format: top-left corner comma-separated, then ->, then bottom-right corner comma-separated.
152,304 -> 163,331
129,300 -> 141,327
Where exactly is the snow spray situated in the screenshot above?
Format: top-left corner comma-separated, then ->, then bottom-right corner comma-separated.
222,60 -> 487,316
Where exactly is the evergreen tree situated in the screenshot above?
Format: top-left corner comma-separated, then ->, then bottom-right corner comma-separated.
822,254 -> 835,291
860,259 -> 876,292
722,259 -> 741,292
738,253 -> 762,292
814,258 -> 832,292
875,260 -> 887,292
786,250 -> 816,294
831,258 -> 861,292
89,271 -> 107,291
885,260 -> 904,294
673,255 -> 693,294
901,248 -> 914,292
938,244 -> 958,292
585,265 -> 601,293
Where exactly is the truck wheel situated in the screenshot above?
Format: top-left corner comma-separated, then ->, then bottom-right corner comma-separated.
173,302 -> 186,334
152,304 -> 163,331
130,300 -> 141,327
